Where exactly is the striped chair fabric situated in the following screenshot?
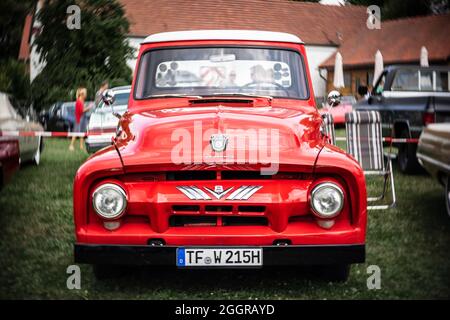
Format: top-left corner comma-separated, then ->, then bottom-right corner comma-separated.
321,113 -> 336,145
345,111 -> 384,171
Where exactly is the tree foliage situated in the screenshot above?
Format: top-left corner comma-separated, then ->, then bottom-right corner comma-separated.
347,0 -> 449,19
0,0 -> 35,61
32,0 -> 133,110
0,0 -> 34,106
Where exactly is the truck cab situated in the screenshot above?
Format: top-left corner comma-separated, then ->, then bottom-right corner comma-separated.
355,65 -> 450,173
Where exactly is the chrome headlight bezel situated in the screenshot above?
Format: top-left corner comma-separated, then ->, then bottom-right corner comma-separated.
310,182 -> 344,218
92,183 -> 127,220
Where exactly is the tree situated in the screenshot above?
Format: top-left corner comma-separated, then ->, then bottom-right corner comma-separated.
31,0 -> 133,110
346,0 -> 449,19
0,0 -> 34,105
0,0 -> 35,61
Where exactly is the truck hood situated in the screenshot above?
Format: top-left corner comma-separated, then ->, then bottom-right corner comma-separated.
114,104 -> 324,173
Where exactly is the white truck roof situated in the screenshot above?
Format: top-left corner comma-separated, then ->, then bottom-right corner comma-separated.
143,30 -> 303,44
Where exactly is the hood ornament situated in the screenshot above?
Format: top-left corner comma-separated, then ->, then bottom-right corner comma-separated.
210,134 -> 228,152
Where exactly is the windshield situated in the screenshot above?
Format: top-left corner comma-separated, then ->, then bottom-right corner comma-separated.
135,47 -> 309,99
112,92 -> 130,105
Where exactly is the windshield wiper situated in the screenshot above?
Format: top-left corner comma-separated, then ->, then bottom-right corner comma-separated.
145,94 -> 203,99
211,93 -> 273,101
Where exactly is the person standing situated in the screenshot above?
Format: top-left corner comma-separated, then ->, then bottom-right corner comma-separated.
69,87 -> 92,151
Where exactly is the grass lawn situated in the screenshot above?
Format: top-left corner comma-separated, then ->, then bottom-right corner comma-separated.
0,138 -> 449,299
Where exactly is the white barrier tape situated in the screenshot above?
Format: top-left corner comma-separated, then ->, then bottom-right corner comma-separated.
0,131 -> 95,138
334,137 -> 419,143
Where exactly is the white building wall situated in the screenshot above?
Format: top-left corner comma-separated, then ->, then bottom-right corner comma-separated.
126,36 -> 144,72
305,45 -> 337,101
30,1 -> 44,83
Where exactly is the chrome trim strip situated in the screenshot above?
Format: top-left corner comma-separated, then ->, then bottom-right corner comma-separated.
177,185 -> 262,201
176,186 -> 197,200
190,186 -> 212,200
240,186 -> 263,200
226,186 -> 248,200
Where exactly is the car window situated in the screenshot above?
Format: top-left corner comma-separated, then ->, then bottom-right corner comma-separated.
373,73 -> 386,95
113,92 -> 130,106
392,69 -> 419,91
135,47 -> 309,99
420,70 -> 433,91
435,71 -> 449,92
391,69 -> 450,92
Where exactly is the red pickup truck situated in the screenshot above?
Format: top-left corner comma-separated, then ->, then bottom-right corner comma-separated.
73,30 -> 367,281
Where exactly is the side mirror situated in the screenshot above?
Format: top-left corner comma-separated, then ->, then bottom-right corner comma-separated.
357,85 -> 368,96
102,89 -> 121,119
326,90 -> 341,107
102,89 -> 116,106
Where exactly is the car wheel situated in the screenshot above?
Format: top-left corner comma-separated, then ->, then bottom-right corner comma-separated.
397,131 -> 421,174
445,176 -> 450,217
33,137 -> 42,166
93,264 -> 125,280
320,264 -> 350,282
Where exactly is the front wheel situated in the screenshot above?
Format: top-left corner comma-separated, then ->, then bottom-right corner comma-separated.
397,131 -> 421,174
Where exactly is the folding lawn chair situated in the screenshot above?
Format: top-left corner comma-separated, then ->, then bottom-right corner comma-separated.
345,110 -> 396,210
321,112 -> 336,145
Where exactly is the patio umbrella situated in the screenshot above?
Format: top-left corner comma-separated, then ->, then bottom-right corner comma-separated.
333,52 -> 345,89
373,50 -> 383,86
420,46 -> 429,67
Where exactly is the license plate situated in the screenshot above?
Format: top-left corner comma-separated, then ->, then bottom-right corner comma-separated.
176,247 -> 263,267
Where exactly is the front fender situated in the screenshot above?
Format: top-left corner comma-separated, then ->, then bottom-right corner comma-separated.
73,146 -> 124,241
314,144 -> 367,232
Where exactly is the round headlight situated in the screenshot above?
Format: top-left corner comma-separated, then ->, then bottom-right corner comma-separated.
92,183 -> 127,219
310,182 -> 344,218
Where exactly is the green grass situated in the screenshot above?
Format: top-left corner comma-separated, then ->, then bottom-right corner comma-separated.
0,138 -> 449,299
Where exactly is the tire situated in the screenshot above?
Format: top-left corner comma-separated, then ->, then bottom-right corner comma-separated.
397,131 -> 421,174
32,137 -> 42,166
93,264 -> 124,280
320,264 -> 350,282
445,176 -> 450,217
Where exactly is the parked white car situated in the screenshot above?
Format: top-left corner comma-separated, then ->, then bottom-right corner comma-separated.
0,92 -> 43,165
85,86 -> 130,153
